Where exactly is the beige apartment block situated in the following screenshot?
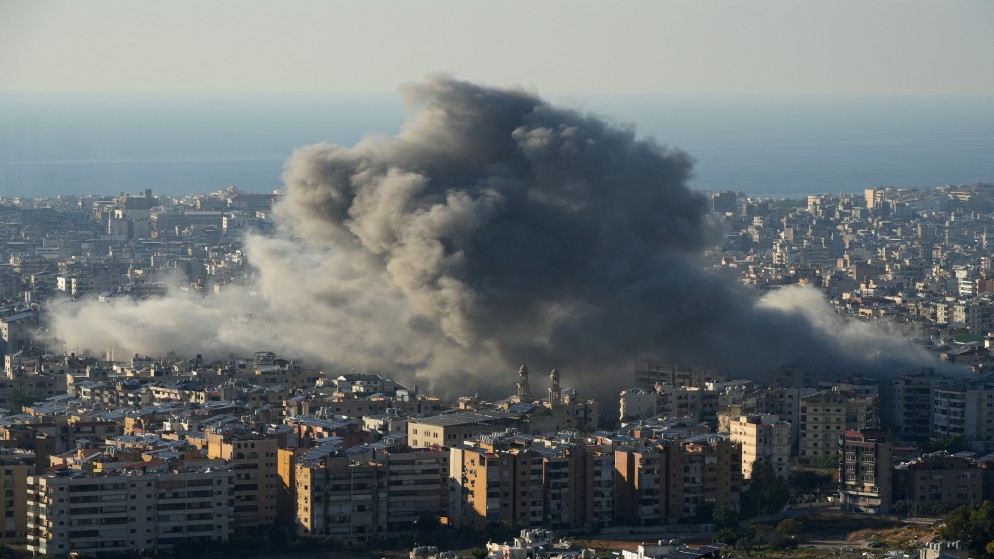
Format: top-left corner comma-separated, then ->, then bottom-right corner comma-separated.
0,453 -> 29,543
799,390 -> 877,458
206,429 -> 278,531
449,441 -> 544,530
729,414 -> 791,479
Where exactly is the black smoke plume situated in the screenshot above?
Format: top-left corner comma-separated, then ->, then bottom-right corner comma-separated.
48,76 -> 951,402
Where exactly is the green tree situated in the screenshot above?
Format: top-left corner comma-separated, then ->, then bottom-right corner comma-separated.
791,470 -> 831,491
775,519 -> 804,537
940,501 -> 994,558
6,391 -> 44,413
740,460 -> 790,518
712,506 -> 739,531
924,436 -> 969,454
692,502 -> 716,524
816,453 -> 839,469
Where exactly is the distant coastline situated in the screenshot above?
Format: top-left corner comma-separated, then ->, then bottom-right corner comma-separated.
2,92 -> 993,199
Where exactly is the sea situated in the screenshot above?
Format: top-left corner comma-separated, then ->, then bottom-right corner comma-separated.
1,92 -> 993,199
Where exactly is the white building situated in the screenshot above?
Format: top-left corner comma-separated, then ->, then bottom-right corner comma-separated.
26,466 -> 233,556
619,387 -> 660,421
933,383 -> 994,450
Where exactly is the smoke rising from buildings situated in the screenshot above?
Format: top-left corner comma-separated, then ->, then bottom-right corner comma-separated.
47,76 -> 951,400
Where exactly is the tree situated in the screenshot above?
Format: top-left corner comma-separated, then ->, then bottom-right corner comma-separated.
924,436 -> 969,454
6,391 -> 44,413
791,470 -> 831,491
940,501 -> 994,558
692,502 -> 716,525
775,519 -> 804,538
712,506 -> 739,531
816,453 -> 839,469
740,460 -> 790,518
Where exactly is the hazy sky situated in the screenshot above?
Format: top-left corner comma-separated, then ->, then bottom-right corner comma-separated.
2,0 -> 993,96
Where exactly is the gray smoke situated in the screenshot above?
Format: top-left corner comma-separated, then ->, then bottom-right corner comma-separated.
48,76 -> 954,402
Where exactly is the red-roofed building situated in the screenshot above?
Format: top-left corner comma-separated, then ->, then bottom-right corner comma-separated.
839,428 -> 892,513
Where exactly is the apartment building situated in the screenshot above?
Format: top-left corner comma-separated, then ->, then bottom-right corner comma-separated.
659,386 -> 719,424
839,428 -> 892,514
449,439 -> 544,530
25,466 -> 232,557
932,383 -> 994,450
378,447 -> 449,532
407,410 -> 520,449
893,454 -> 982,508
614,436 -> 742,525
294,452 -> 387,543
892,369 -> 952,442
634,362 -> 726,389
0,450 -> 30,543
205,428 -> 278,531
729,414 -> 791,479
620,388 -> 661,421
799,390 -> 877,458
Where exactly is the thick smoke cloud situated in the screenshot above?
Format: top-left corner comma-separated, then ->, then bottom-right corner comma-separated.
47,77 -> 952,401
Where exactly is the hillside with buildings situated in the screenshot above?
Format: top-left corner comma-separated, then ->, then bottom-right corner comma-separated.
3,184 -> 994,557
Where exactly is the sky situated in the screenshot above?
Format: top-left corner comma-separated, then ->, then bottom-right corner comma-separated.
2,0 -> 993,96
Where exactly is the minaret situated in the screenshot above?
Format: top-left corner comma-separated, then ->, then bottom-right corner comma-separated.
516,362 -> 531,402
548,366 -> 562,406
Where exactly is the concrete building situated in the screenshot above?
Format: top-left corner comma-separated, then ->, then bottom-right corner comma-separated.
932,383 -> 994,450
614,436 -> 742,525
294,452 -> 388,543
839,428 -> 892,514
378,447 -> 449,532
407,410 -> 519,449
0,450 -> 30,543
620,388 -> 661,421
729,414 -> 791,479
799,390 -> 877,458
892,369 -> 953,443
449,439 -> 544,530
635,362 -> 726,389
25,466 -> 232,556
0,310 -> 37,356
205,428 -> 278,531
893,454 -> 982,508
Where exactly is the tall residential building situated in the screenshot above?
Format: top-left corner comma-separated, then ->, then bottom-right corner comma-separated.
294,453 -> 387,543
25,467 -> 232,556
449,439 -> 544,530
932,383 -> 994,450
614,436 -> 742,525
799,390 -> 877,458
839,428 -> 892,514
379,447 -> 449,532
729,414 -> 791,479
892,369 -> 952,442
205,428 -> 278,531
0,450 -> 30,543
